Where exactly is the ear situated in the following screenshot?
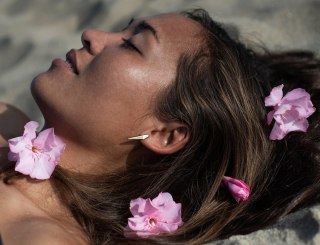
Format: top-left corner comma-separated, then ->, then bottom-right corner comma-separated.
141,122 -> 190,155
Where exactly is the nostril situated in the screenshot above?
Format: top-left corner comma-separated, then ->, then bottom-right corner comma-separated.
83,39 -> 91,51
81,31 -> 92,53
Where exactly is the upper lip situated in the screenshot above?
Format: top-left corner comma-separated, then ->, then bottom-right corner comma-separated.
66,49 -> 79,74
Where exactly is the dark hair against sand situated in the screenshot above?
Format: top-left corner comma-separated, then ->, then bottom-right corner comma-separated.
2,9 -> 320,245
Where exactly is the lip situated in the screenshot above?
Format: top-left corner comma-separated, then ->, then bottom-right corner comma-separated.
66,49 -> 79,75
52,58 -> 75,74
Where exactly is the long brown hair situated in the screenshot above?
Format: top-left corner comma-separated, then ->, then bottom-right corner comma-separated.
2,9 -> 320,245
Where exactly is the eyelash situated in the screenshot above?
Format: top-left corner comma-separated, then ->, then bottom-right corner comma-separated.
121,38 -> 142,55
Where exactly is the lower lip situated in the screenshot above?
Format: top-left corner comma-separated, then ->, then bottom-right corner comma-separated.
52,58 -> 75,74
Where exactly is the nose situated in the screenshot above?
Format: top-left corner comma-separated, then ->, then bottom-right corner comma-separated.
81,29 -> 118,55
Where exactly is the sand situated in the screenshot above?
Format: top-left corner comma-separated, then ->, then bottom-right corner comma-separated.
0,0 -> 319,244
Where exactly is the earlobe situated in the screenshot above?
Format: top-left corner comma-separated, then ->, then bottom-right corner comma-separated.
141,124 -> 190,155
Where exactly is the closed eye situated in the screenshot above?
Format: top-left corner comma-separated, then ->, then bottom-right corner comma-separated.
121,38 -> 142,55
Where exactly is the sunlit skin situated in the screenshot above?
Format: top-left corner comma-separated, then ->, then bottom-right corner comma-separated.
31,14 -> 201,174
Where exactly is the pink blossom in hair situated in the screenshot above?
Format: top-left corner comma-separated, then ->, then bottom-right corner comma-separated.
265,84 -> 316,140
8,121 -> 66,180
222,176 -> 250,202
124,192 -> 183,238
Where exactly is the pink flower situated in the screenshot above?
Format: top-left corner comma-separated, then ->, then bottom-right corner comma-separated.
265,84 -> 316,140
8,121 -> 66,180
124,192 -> 183,238
222,176 -> 250,203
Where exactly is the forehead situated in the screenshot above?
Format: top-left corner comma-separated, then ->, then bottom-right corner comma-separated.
143,13 -> 202,54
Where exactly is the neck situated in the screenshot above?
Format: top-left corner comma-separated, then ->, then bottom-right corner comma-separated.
58,137 -> 131,175
41,119 -> 139,175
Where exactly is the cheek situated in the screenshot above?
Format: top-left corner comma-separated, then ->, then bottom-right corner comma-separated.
76,62 -> 161,134
82,58 -> 155,105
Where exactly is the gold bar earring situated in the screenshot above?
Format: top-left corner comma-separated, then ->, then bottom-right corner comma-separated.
127,134 -> 149,140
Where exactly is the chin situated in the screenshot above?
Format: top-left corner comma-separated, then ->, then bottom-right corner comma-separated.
31,73 -> 48,113
31,73 -> 58,124
30,74 -> 76,139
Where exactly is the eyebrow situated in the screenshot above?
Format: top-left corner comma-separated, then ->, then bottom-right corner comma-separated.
127,18 -> 159,43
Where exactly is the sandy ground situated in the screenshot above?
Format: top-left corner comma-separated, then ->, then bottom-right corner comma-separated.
0,0 -> 319,244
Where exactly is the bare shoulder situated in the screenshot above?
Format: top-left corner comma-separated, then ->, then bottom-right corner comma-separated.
2,217 -> 88,245
0,182 -> 88,245
0,102 -> 30,147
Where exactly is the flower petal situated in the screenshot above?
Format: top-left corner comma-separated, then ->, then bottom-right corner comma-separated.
156,203 -> 183,224
283,97 -> 311,118
144,199 -> 160,216
23,121 -> 39,139
124,215 -> 154,238
33,128 -> 54,149
124,216 -> 161,238
8,136 -> 31,154
282,88 -> 310,102
265,84 -> 284,107
29,154 -> 55,180
155,221 -> 180,233
130,198 -> 147,216
8,121 -> 38,154
35,128 -> 66,164
14,150 -> 35,175
151,193 -> 183,224
267,110 -> 275,125
152,192 -> 174,207
281,118 -> 309,133
280,88 -> 315,119
269,122 -> 287,140
274,108 -> 299,125
124,225 -> 157,239
306,100 -> 316,117
49,134 -> 66,160
127,216 -> 150,232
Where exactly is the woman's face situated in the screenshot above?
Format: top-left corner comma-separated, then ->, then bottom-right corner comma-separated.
31,14 -> 201,152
